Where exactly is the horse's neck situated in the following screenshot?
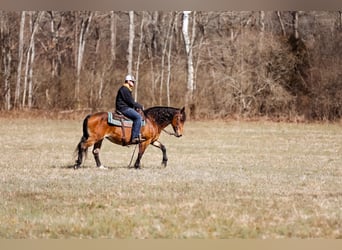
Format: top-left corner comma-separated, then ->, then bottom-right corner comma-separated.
146,107 -> 176,128
147,115 -> 172,129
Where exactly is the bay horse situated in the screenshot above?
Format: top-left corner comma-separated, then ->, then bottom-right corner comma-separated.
74,106 -> 186,169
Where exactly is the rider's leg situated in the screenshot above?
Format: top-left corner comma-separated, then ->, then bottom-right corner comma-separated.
121,108 -> 142,143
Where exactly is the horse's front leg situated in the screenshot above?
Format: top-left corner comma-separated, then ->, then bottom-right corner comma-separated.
133,143 -> 149,169
152,140 -> 168,167
93,139 -> 106,169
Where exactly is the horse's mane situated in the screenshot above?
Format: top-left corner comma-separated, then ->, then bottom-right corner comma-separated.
144,106 -> 184,126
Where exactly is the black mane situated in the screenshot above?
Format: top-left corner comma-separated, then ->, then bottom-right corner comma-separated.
144,106 -> 182,126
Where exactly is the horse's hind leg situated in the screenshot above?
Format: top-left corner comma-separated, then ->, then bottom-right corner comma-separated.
152,141 -> 168,167
93,139 -> 106,169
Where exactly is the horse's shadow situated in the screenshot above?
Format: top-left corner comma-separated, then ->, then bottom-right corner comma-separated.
51,164 -> 92,170
51,164 -> 138,170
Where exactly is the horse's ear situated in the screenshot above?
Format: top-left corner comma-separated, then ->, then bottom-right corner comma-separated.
181,106 -> 185,113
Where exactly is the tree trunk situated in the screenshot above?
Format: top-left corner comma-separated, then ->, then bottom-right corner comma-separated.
127,11 -> 135,75
276,11 -> 286,36
166,12 -> 177,106
110,11 -> 117,61
149,11 -> 159,106
190,11 -> 197,91
134,11 -> 146,101
3,51 -> 11,110
90,24 -> 100,109
182,11 -> 195,106
98,70 -> 105,103
14,11 -> 26,109
292,11 -> 299,39
48,11 -> 63,107
160,12 -> 175,105
48,11 -> 62,79
22,11 -> 42,108
49,11 -> 56,78
1,12 -> 12,110
147,39 -> 156,105
75,11 -> 93,108
260,11 -> 265,33
27,32 -> 35,109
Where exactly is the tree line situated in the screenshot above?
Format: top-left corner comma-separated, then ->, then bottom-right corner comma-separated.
1,11 -> 341,120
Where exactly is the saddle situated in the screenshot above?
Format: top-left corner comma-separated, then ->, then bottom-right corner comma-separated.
107,110 -> 146,146
107,111 -> 146,127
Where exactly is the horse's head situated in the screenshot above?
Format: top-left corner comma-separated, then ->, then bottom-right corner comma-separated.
171,107 -> 186,137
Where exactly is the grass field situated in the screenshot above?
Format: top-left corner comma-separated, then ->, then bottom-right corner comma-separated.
0,116 -> 341,238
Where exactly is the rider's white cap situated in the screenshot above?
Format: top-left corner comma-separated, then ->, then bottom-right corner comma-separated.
125,74 -> 136,82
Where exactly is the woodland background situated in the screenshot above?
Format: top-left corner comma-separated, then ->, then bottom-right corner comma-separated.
0,11 -> 342,121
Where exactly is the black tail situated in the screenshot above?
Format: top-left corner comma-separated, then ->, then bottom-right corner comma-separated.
82,114 -> 91,140
74,114 -> 90,162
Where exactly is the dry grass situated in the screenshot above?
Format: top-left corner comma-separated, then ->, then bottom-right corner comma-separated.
0,117 -> 341,238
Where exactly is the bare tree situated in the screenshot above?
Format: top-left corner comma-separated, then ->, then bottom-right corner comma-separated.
22,11 -> 43,108
260,11 -> 265,33
190,11 -> 197,90
46,11 -> 64,108
134,11 -> 146,101
159,12 -> 175,105
127,11 -> 134,75
89,15 -> 101,109
48,11 -> 63,79
182,11 -> 195,107
276,11 -> 286,36
0,11 -> 12,110
166,12 -> 177,106
292,11 -> 299,39
75,11 -> 93,108
146,11 -> 159,106
14,11 -> 26,109
110,11 -> 117,61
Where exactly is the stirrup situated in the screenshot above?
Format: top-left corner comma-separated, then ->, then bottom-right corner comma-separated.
131,135 -> 146,144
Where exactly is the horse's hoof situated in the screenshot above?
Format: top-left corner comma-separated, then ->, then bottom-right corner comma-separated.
74,165 -> 79,170
98,165 -> 108,170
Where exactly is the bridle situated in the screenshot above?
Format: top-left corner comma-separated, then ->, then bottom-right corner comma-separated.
162,128 -> 177,136
162,112 -> 183,137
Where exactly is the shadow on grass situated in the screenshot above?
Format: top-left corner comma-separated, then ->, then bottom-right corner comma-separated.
50,164 -> 142,170
50,164 -> 91,170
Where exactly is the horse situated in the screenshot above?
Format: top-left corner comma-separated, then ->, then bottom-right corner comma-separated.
74,106 -> 186,169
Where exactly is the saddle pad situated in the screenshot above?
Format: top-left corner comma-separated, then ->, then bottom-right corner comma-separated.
107,112 -> 145,127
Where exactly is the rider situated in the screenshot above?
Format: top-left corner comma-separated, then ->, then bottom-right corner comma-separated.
115,74 -> 146,144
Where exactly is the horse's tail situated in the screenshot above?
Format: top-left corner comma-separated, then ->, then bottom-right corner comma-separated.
82,114 -> 91,140
74,114 -> 91,160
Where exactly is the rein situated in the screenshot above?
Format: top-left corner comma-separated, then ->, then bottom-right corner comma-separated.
128,144 -> 138,168
162,128 -> 177,136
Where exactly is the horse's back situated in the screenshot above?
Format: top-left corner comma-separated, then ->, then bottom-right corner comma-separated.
86,112 -> 109,130
86,111 -> 105,120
